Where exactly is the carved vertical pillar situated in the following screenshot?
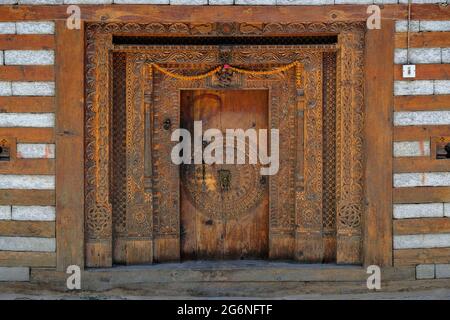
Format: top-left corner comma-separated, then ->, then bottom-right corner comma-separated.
336,31 -> 365,264
151,69 -> 181,262
123,55 -> 153,264
85,31 -> 113,267
295,57 -> 324,262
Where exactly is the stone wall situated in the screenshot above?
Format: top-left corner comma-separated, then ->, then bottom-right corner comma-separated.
393,18 -> 450,280
0,20 -> 55,282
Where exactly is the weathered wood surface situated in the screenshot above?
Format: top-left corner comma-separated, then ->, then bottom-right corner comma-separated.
0,159 -> 55,175
180,90 -> 269,260
55,21 -> 85,271
394,218 -> 450,236
394,65 -> 450,81
0,35 -> 54,50
0,128 -> 54,143
394,187 -> 450,204
394,158 -> 450,173
394,126 -> 450,141
0,221 -> 55,238
394,95 -> 450,111
0,66 -> 54,82
0,97 -> 55,113
363,20 -> 394,267
395,32 -> 450,48
0,251 -> 55,267
0,190 -> 55,206
395,248 -> 450,266
0,4 -> 448,22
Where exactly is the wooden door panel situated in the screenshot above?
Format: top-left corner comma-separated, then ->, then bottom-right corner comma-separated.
180,89 -> 269,260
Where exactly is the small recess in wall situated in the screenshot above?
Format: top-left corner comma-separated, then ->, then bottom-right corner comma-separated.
0,137 -> 15,162
432,136 -> 450,160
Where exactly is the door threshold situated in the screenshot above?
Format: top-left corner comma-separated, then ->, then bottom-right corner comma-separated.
101,260 -> 362,272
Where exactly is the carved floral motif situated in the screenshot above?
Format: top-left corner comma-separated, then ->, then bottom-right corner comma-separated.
84,21 -> 365,265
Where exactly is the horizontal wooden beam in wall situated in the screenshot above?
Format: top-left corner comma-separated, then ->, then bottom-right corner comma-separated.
394,125 -> 450,141
0,4 -> 447,23
0,128 -> 54,143
395,95 -> 450,111
0,221 -> 55,238
0,251 -> 55,267
0,159 -> 55,175
394,186 -> 450,204
0,35 -> 54,50
395,32 -> 450,48
0,66 -> 54,82
394,247 -> 450,266
394,158 -> 450,173
0,97 -> 55,113
394,64 -> 450,81
394,218 -> 450,236
0,190 -> 55,206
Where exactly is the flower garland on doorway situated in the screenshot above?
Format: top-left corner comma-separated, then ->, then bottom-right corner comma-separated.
150,61 -> 303,87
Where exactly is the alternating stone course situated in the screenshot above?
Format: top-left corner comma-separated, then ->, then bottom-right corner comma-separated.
396,20 -> 450,33
4,50 -> 54,66
393,203 -> 447,219
436,264 -> 450,279
416,264 -> 450,280
17,144 -> 56,159
11,206 -> 56,221
416,264 -> 435,280
394,80 -> 450,96
395,48 -> 448,64
0,113 -> 55,127
393,141 -> 430,157
0,267 -> 29,282
394,111 -> 450,126
0,175 -> 55,190
394,233 -> 450,249
0,237 -> 56,252
394,172 -> 450,188
0,206 -> 12,220
10,82 -> 55,96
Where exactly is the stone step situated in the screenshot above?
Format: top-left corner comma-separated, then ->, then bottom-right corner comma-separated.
31,261 -> 416,291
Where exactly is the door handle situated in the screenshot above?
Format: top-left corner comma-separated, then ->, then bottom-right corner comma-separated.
163,118 -> 171,130
218,169 -> 231,192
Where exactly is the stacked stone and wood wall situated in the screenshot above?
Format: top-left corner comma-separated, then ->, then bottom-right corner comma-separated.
0,1 -> 449,285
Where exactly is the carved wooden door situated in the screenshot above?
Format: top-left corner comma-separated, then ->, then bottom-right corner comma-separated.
180,90 -> 269,260
86,26 -> 366,267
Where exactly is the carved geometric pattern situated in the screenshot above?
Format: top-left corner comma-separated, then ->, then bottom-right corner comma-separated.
125,54 -> 152,237
84,21 -> 365,265
336,31 -> 365,234
111,53 -> 127,237
322,52 -> 337,233
181,157 -> 267,221
85,31 -> 113,243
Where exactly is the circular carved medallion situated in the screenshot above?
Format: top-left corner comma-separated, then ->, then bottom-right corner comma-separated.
181,147 -> 267,221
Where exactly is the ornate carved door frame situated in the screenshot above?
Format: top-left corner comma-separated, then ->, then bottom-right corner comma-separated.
84,22 -> 366,267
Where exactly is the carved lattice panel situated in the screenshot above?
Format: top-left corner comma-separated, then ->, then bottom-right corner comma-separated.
111,53 -> 128,263
322,52 -> 337,263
